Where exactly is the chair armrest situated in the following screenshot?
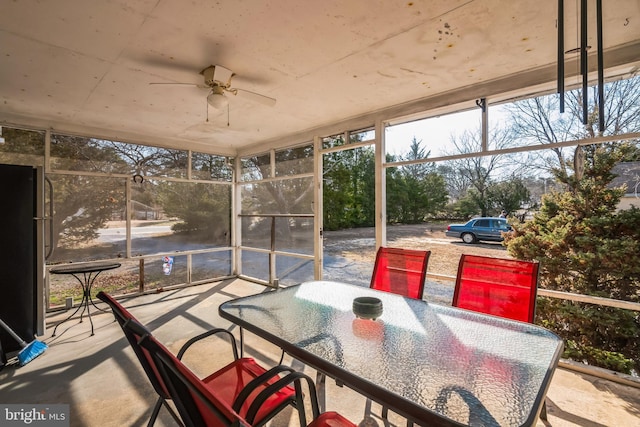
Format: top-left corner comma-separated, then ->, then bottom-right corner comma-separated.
232,365 -> 297,413
245,370 -> 320,425
177,328 -> 239,360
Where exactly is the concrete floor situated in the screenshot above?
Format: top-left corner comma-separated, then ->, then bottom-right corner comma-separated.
1,279 -> 638,427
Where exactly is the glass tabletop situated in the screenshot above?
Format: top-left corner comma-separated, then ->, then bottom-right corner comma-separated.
219,280 -> 563,427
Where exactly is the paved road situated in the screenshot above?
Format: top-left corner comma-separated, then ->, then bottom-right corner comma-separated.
97,225 -> 172,242
94,224 -> 457,304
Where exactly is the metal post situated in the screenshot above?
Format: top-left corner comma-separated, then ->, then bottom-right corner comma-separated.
596,0 -> 605,133
581,0 -> 588,125
139,259 -> 145,292
558,0 -> 565,113
270,216 -> 276,286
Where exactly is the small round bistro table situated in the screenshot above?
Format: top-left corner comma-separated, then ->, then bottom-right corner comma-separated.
50,261 -> 121,336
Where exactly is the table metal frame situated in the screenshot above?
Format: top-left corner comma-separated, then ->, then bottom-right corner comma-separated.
219,280 -> 563,427
50,261 -> 121,336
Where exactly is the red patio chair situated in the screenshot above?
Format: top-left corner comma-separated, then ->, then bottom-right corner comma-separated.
451,254 -> 548,420
137,323 -> 357,427
97,291 -> 300,427
367,247 -> 430,425
452,254 -> 539,323
370,247 -> 431,299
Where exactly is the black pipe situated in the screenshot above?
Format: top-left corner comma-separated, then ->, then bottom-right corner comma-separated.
558,0 -> 565,113
581,0 -> 588,125
596,0 -> 605,133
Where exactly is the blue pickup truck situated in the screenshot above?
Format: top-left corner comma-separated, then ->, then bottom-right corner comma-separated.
445,217 -> 512,244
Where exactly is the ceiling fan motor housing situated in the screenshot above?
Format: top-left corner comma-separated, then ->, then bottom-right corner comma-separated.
200,65 -> 233,88
151,64 -> 274,109
201,66 -> 217,86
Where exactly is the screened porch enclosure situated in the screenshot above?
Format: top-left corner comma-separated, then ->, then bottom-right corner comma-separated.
1,0 -> 639,310
1,73 -> 639,309
0,3 -> 639,380
0,129 -> 234,308
238,145 -> 316,286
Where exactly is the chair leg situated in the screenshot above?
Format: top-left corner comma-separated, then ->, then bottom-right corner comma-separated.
364,397 -> 373,417
163,400 -> 184,426
148,396 -> 183,427
148,397 -> 163,427
315,371 -> 326,413
540,400 -> 548,421
363,398 -> 391,427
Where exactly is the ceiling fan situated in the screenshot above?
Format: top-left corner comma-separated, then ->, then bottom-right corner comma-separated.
150,65 -> 276,110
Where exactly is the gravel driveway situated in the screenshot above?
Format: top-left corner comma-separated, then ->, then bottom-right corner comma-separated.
322,223 -> 511,305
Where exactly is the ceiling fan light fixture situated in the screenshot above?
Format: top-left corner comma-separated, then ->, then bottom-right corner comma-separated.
207,89 -> 228,110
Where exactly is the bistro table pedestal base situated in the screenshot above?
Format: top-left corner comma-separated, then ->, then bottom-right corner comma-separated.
50,261 -> 121,336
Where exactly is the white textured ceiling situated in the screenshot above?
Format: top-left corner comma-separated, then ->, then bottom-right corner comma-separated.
1,0 -> 639,155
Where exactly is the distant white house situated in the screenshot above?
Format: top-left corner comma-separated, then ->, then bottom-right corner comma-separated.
111,200 -> 162,221
611,162 -> 640,210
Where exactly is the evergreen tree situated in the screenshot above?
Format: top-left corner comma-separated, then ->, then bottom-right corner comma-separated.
504,142 -> 640,373
160,182 -> 230,244
486,178 -> 532,218
389,137 -> 447,223
323,144 -> 375,230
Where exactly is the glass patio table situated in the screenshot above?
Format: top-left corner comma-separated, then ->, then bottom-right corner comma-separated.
219,280 -> 563,427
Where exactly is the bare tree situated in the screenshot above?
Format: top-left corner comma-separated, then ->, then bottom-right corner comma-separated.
566,76 -> 640,138
505,75 -> 640,177
505,95 -> 574,177
445,126 -> 514,216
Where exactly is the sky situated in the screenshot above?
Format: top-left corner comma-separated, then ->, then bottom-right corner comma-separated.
385,109 -> 481,157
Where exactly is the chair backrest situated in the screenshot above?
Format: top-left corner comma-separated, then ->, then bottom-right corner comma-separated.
138,331 -> 246,427
452,254 -> 539,323
370,247 -> 431,299
96,291 -> 170,399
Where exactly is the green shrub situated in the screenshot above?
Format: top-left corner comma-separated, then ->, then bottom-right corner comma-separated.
505,143 -> 640,374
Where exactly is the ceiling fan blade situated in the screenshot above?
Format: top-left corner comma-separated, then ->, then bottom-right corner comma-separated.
149,82 -> 209,89
233,88 -> 277,107
138,39 -> 226,73
140,56 -> 200,73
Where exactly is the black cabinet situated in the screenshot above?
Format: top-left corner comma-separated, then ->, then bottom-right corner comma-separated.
0,164 -> 41,363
